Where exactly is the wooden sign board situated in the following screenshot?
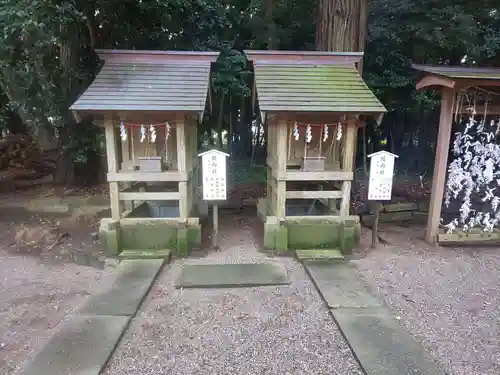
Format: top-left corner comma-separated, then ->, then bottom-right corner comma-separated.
199,149 -> 229,201
367,151 -> 398,201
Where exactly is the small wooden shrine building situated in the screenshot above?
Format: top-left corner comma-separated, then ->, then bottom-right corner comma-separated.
70,50 -> 218,256
413,64 -> 500,245
246,50 -> 386,251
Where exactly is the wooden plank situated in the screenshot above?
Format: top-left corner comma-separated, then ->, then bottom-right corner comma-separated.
179,181 -> 188,220
284,170 -> 353,181
276,181 -> 286,219
339,122 -> 356,216
104,117 -> 120,220
438,230 -> 500,245
176,114 -> 187,174
118,192 -> 181,201
108,172 -> 186,182
285,190 -> 343,199
426,88 -> 454,245
276,119 -> 288,219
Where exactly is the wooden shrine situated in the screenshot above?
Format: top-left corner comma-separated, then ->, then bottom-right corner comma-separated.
70,50 -> 218,256
247,50 -> 386,251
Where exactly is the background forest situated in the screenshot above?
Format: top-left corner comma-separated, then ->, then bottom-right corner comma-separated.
0,0 -> 499,186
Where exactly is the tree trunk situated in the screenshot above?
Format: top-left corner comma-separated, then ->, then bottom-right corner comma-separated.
217,92 -> 225,148
266,0 -> 277,49
315,0 -> 368,55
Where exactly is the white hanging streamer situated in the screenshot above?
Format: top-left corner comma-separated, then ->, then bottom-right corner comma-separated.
120,121 -> 127,141
149,124 -> 156,143
323,124 -> 328,142
140,124 -> 146,143
336,123 -> 343,140
165,121 -> 171,139
306,124 -> 312,143
293,122 -> 299,140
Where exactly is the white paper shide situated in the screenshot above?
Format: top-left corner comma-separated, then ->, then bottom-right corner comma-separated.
367,151 -> 398,201
199,149 -> 229,201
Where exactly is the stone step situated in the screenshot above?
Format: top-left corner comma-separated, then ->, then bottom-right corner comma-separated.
295,249 -> 344,262
119,249 -> 172,260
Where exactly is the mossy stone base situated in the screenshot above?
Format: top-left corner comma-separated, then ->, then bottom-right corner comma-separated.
287,221 -> 340,249
263,217 -> 289,251
121,221 -> 178,251
99,217 -> 201,257
261,215 -> 360,254
99,218 -> 120,255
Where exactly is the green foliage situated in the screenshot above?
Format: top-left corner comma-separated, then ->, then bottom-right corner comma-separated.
0,0 -> 499,179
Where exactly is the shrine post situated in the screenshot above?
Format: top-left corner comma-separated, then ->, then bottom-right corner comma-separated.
367,151 -> 398,248
199,150 -> 230,248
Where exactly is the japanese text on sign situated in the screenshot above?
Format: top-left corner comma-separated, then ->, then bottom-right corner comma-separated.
201,151 -> 227,200
367,152 -> 397,201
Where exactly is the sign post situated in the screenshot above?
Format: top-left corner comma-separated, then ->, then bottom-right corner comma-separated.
199,149 -> 229,248
367,151 -> 398,248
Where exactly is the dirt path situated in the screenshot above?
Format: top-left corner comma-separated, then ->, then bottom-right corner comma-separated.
102,209 -> 364,375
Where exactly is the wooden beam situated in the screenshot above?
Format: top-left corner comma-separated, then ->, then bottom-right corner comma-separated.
285,190 -> 343,199
457,79 -> 500,88
340,122 -> 356,216
176,114 -> 188,221
104,117 -> 121,220
118,192 -> 181,201
426,88 -> 455,245
284,170 -> 353,181
416,75 -> 456,90
107,171 -> 186,182
276,119 -> 288,219
456,104 -> 500,115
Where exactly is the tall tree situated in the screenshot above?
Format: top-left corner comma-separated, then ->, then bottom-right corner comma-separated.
315,0 -> 368,54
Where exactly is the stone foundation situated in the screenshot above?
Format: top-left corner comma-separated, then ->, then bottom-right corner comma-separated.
259,198 -> 360,253
99,204 -> 201,257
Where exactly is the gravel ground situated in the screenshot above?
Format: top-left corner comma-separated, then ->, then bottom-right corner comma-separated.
103,232 -> 363,375
353,226 -> 500,375
0,250 -> 118,375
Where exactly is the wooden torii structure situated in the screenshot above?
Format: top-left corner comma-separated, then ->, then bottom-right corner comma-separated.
413,64 -> 500,245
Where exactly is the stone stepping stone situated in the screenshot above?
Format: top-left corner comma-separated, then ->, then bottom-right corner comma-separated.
305,262 -> 381,309
81,259 -> 164,316
20,315 -> 129,375
119,249 -> 172,260
175,262 -> 290,288
296,248 -> 344,262
332,308 -> 443,375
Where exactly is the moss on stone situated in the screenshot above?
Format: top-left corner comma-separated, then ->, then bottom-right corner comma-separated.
99,219 -> 120,255
339,224 -> 357,254
120,221 -> 178,250
176,227 -> 189,257
187,224 -> 201,247
275,225 -> 288,251
287,222 -> 340,249
263,222 -> 277,249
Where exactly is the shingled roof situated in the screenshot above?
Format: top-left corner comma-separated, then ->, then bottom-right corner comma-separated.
70,50 -> 218,114
245,50 -> 386,115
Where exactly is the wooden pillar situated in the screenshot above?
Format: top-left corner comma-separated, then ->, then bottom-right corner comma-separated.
176,114 -> 188,220
276,118 -> 288,219
340,122 -> 356,216
426,88 -> 455,244
105,117 -> 121,220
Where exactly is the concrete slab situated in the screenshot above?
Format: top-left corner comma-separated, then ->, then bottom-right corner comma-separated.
296,249 -> 344,261
175,263 -> 290,288
304,262 -> 381,308
82,259 -> 164,316
333,308 -> 443,375
119,249 -> 172,260
20,314 -> 129,375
